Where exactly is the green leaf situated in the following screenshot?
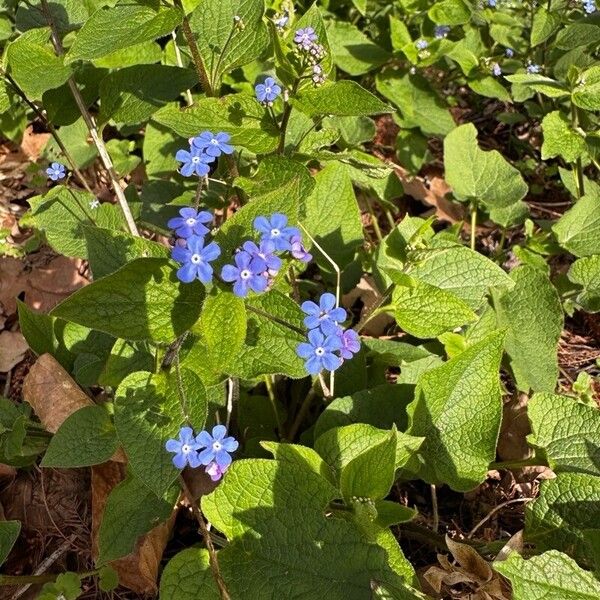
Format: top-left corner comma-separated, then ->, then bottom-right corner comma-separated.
444,123 -> 528,219
528,392 -> 600,477
41,406 -> 118,468
556,23 -> 600,50
553,195 -> 600,257
542,111 -> 587,163
38,572 -> 81,600
494,551 -> 600,600
390,274 -> 477,339
326,21 -> 389,76
573,66 -> 600,111
531,7 -> 561,46
467,74 -> 511,102
15,0 -> 91,34
189,0 -> 269,88
98,339 -> 155,388
504,73 -> 570,98
407,244 -> 514,309
0,521 -> 20,567
159,548 -> 220,599
98,474 -> 178,565
52,258 -> 203,343
92,40 -> 162,69
198,291 -> 247,376
376,71 -> 455,136
428,0 -> 471,25
44,117 -> 98,168
568,255 -> 600,312
407,331 -> 505,491
99,65 -> 196,125
143,122 -> 180,178
83,226 -> 169,280
525,473 -> 600,567
67,2 -> 183,63
152,94 -> 279,154
292,81 -> 393,118
494,265 -> 563,393
290,3 -> 333,75
302,162 -> 363,271
6,29 -> 72,100
114,369 -> 207,497
202,458 -> 410,597
261,441 -> 335,485
98,565 -> 119,592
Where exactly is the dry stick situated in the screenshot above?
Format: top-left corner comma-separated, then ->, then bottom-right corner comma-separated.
171,30 -> 194,107
467,498 -> 532,539
179,476 -> 231,600
40,0 -> 139,237
1,69 -> 92,194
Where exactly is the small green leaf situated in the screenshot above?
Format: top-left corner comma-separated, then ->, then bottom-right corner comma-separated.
504,73 -> 570,98
528,392 -> 600,477
98,474 -> 178,565
114,369 -> 207,497
67,2 -> 183,63
52,258 -> 203,343
553,195 -> 600,257
494,550 -> 600,600
41,406 -> 118,468
542,111 -> 587,163
494,265 -> 563,393
525,473 -> 600,567
98,339 -> 155,388
292,81 -> 393,117
38,572 -> 81,600
159,548 -> 220,599
407,331 -> 505,491
568,255 -> 600,312
531,7 -> 561,46
573,66 -> 600,111
0,521 -> 20,567
428,0 -> 471,25
98,565 -> 119,592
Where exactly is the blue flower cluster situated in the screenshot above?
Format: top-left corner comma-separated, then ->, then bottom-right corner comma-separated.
46,162 -> 66,181
583,0 -> 596,14
434,25 -> 450,39
220,213 -> 311,297
296,293 -> 360,375
526,61 -> 541,74
294,27 -> 327,85
169,207 -> 220,284
175,131 -> 233,177
166,425 -> 238,481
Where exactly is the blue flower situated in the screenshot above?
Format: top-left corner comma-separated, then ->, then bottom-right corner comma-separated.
301,292 -> 347,334
242,240 -> 282,273
167,207 -> 213,238
434,25 -> 450,39
221,250 -> 269,297
253,213 -> 298,251
255,77 -> 282,104
415,39 -> 429,50
505,48 -> 514,58
290,234 -> 312,263
294,27 -> 318,49
526,62 -> 541,74
337,328 -> 361,360
296,329 -> 342,375
191,131 -> 234,157
583,0 -> 596,13
196,425 -> 239,471
274,11 -> 289,30
175,148 -> 215,177
46,162 -> 66,181
492,63 -> 502,77
487,0 -> 497,7
165,426 -> 202,469
172,235 -> 221,284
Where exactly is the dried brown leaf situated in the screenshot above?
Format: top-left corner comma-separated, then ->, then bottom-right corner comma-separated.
0,331 -> 28,371
20,126 -> 50,161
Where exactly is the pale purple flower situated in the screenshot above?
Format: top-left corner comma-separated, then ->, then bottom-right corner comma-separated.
337,328 -> 361,360
294,27 -> 318,49
205,461 -> 228,481
290,234 -> 312,263
242,240 -> 282,273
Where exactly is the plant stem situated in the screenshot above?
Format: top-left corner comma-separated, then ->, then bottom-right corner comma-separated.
470,201 -> 477,251
263,375 -> 283,437
490,456 -> 545,470
171,30 -> 194,107
430,484 -> 439,533
353,283 -> 394,333
366,196 -> 383,242
571,103 -> 585,198
40,0 -> 139,237
278,80 -> 300,154
287,387 -> 317,441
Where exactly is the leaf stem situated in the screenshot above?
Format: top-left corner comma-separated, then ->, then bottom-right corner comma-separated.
470,201 -> 477,251
263,375 -> 283,438
571,103 -> 585,198
40,0 -> 139,237
171,30 -> 194,107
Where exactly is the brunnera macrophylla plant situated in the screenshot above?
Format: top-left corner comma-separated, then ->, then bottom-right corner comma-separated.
0,0 -> 599,598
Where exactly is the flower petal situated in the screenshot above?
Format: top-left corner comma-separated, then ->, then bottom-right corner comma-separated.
319,293 -> 336,312
198,448 -> 216,465
165,439 -> 181,452
196,430 -> 213,447
212,424 -> 227,440
172,452 -> 187,469
177,263 -> 198,283
221,264 -> 240,282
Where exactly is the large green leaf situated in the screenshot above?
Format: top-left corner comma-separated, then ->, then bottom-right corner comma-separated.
407,331 -> 505,491
98,65 -> 197,125
52,258 -> 203,343
526,473 -> 600,567
152,94 -> 278,154
189,0 -> 269,88
98,474 -> 178,565
66,2 -> 183,63
292,81 -> 392,118
494,265 -> 563,393
159,548 -> 219,599
572,66 -> 600,111
114,369 -> 207,497
494,551 -> 600,600
41,406 -> 118,468
0,521 -> 21,567
568,255 -> 600,312
428,0 -> 471,25
542,111 -> 587,163
444,123 -> 528,225
202,457 -> 414,598
553,195 -> 600,257
528,392 -> 600,477
504,74 -> 570,98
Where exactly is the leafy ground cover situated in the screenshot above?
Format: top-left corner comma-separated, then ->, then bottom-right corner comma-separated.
0,0 -> 599,598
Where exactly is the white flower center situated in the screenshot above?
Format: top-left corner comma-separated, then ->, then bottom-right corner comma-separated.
265,86 -> 272,94
271,228 -> 280,237
315,347 -> 325,357
192,156 -> 200,163
186,217 -> 196,226
191,254 -> 202,264
181,444 -> 192,454
240,269 -> 251,279
210,138 -> 219,145
212,441 -> 222,452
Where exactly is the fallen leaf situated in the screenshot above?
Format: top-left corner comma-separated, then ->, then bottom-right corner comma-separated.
20,125 -> 50,161
22,353 -> 94,433
0,331 -> 28,371
0,256 -> 26,317
497,392 -> 531,463
91,462 -> 178,595
343,275 -> 394,336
